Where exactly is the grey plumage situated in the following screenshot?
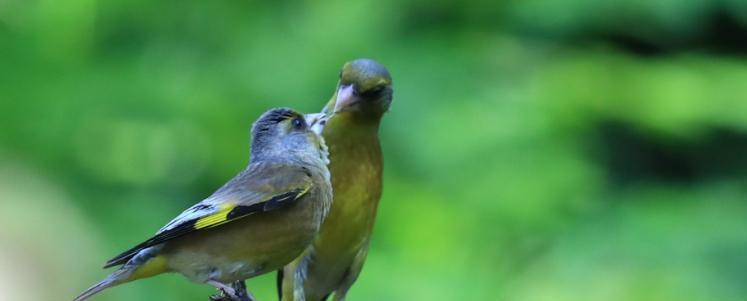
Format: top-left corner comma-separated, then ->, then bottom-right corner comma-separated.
73,107 -> 332,301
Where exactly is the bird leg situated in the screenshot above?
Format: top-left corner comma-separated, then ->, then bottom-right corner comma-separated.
207,280 -> 235,301
231,280 -> 257,301
207,280 -> 257,301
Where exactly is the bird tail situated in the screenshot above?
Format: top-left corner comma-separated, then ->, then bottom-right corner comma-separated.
73,254 -> 167,301
72,269 -> 128,301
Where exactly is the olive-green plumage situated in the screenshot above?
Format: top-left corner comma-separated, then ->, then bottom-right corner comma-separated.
279,59 -> 393,301
73,108 -> 332,301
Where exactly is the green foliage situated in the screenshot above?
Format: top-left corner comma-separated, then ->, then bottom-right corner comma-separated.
1,1 -> 746,300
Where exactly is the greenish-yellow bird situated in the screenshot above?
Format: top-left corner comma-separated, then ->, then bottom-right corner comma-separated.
279,59 -> 393,301
73,108 -> 332,301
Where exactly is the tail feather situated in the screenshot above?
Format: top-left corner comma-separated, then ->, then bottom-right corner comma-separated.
74,248 -> 167,301
72,272 -> 123,301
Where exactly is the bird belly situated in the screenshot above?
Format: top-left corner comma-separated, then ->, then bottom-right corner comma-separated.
301,124 -> 382,299
303,237 -> 362,299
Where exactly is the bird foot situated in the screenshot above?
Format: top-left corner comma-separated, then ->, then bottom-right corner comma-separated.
208,280 -> 256,301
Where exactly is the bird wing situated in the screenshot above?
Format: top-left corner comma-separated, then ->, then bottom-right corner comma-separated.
103,161 -> 314,268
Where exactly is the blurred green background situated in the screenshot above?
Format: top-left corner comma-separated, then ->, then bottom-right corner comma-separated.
2,1 -> 747,301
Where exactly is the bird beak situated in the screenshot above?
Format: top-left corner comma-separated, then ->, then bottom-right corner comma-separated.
304,113 -> 327,135
333,84 -> 358,113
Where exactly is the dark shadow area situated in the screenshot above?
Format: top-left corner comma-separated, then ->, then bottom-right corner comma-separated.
593,120 -> 747,186
592,8 -> 747,57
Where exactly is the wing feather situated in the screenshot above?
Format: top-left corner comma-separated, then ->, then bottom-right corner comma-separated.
103,162 -> 313,268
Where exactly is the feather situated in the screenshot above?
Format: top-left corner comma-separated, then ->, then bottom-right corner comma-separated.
104,186 -> 310,268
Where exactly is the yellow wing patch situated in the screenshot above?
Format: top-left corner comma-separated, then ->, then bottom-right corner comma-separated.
194,203 -> 238,229
104,187 -> 310,268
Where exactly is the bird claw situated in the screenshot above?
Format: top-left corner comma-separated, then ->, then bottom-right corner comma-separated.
207,281 -> 256,301
209,293 -> 228,301
231,281 -> 257,301
208,288 -> 235,301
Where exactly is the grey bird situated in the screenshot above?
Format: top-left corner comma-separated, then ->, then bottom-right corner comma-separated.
72,108 -> 332,301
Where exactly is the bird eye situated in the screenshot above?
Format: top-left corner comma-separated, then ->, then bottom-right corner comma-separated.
292,118 -> 305,130
360,85 -> 386,98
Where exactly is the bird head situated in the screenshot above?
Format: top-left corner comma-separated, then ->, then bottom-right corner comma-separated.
250,108 -> 328,165
323,58 -> 393,121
